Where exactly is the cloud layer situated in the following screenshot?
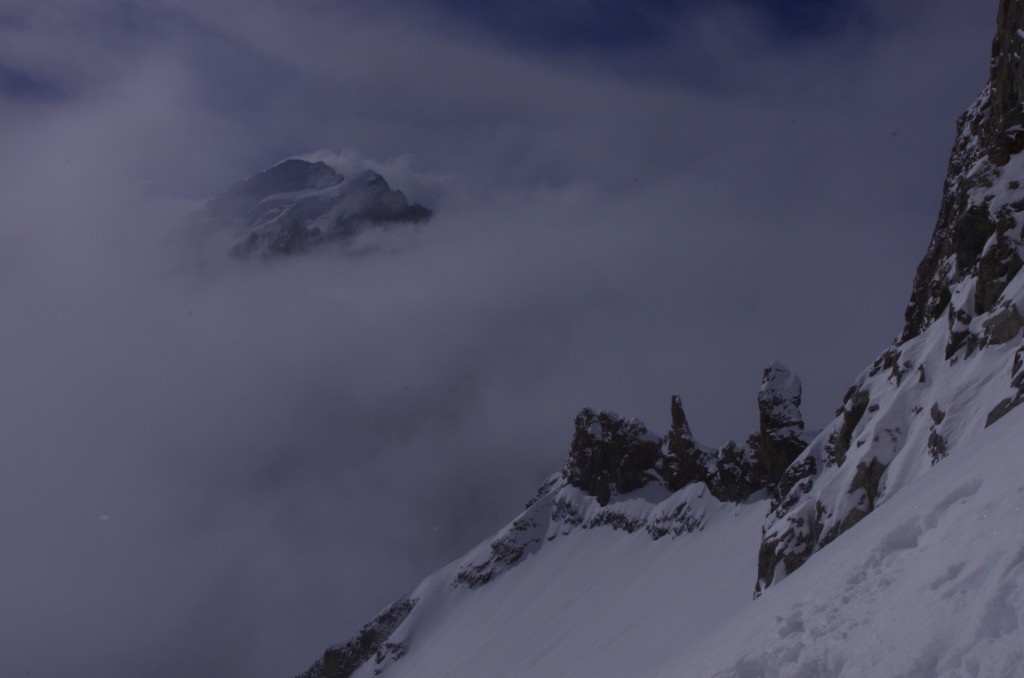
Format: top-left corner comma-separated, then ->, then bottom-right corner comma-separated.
0,1 -> 998,676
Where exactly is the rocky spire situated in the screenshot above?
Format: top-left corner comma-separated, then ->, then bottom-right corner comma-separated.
660,396 -> 709,491
757,363 -> 806,484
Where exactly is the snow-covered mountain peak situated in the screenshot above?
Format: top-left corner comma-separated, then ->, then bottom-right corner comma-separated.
246,158 -> 341,192
197,158 -> 432,257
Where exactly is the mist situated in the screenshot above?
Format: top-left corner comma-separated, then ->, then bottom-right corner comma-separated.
0,1 -> 997,675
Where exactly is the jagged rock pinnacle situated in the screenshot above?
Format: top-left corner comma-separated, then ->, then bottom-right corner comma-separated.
757,362 -> 806,484
661,396 -> 708,491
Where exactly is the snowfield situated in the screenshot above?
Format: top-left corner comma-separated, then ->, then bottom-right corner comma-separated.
343,391 -> 1023,678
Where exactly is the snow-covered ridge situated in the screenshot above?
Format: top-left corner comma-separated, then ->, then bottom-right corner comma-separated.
299,365 -> 812,677
198,158 -> 432,257
299,461 -> 738,678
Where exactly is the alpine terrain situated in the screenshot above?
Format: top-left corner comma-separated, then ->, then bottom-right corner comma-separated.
197,158 -> 431,257
300,2 -> 1024,675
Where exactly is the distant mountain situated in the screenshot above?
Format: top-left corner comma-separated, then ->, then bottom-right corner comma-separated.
199,158 -> 431,257
297,2 -> 1024,676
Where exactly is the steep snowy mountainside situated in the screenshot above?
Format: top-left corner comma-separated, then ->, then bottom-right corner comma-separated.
198,158 -> 432,257
755,284 -> 1024,592
302,364 -> 1024,677
660,410 -> 1024,677
756,0 -> 1024,592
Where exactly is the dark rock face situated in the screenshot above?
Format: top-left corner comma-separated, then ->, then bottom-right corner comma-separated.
199,159 -> 433,258
453,517 -> 542,589
707,436 -> 767,503
660,395 -> 710,491
903,0 -> 1024,341
988,0 -> 1024,138
983,303 -> 1023,345
299,598 -> 416,678
824,389 -> 869,468
987,346 -> 1024,426
756,363 -> 806,484
976,228 -> 1024,315
563,409 -> 663,506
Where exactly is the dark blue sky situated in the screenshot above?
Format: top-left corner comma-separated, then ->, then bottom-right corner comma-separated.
0,0 -> 869,104
420,0 -> 865,51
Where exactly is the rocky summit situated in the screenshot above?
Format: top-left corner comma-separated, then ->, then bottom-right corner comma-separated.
199,158 -> 432,257
298,3 -> 1024,676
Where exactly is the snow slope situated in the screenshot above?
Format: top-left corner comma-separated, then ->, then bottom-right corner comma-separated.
353,494 -> 767,678
336,397 -> 1023,678
300,309 -> 1024,677
686,412 -> 1024,678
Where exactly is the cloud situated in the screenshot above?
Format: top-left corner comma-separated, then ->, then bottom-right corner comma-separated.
0,0 -> 999,676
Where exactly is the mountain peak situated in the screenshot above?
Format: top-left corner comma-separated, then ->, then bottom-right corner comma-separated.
224,159 -> 342,207
198,157 -> 433,258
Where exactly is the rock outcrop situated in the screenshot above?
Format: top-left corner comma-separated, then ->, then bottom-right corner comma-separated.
562,409 -> 664,506
199,158 -> 432,257
564,364 -> 807,509
300,598 -> 416,678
